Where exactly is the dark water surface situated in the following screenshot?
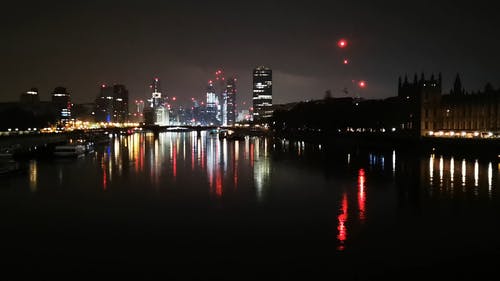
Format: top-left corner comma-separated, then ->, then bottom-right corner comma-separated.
1,132 -> 499,279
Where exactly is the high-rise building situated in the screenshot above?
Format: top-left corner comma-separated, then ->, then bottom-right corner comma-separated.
51,86 -> 71,122
252,66 -> 273,123
145,77 -> 169,126
20,88 -> 40,104
151,77 -> 164,108
206,80 -> 219,125
113,84 -> 129,122
224,77 -> 237,126
94,84 -> 129,123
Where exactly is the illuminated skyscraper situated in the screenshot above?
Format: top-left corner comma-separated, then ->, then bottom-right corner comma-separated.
51,86 -> 71,122
94,84 -> 129,122
252,66 -> 272,123
224,77 -> 237,126
146,77 -> 169,125
206,80 -> 219,125
20,88 -> 40,104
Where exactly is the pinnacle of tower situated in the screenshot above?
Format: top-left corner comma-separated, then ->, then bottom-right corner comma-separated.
453,73 -> 463,95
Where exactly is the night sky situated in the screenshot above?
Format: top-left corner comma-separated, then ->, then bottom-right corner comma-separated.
2,0 -> 499,107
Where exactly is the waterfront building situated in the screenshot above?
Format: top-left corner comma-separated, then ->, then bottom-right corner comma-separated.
205,80 -> 219,126
20,88 -> 40,104
145,77 -> 169,126
224,77 -> 237,126
398,73 -> 500,137
94,84 -> 129,123
51,86 -> 71,122
252,66 -> 273,123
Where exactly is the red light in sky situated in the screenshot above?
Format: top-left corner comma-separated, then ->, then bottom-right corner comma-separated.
338,39 -> 347,48
172,97 -> 176,101
358,81 -> 367,88
343,59 -> 349,64
101,84 -> 106,88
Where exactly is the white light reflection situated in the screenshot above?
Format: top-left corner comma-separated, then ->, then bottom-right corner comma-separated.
461,159 -> 466,188
29,160 -> 37,192
429,154 -> 434,186
392,150 -> 396,177
450,157 -> 455,193
450,157 -> 455,182
439,156 -> 444,188
254,138 -> 270,202
474,160 -> 479,188
488,162 -> 493,198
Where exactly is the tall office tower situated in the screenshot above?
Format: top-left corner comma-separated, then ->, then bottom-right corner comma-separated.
94,84 -> 129,122
224,77 -> 237,126
252,66 -> 273,123
113,84 -> 129,122
20,88 -> 40,104
51,86 -> 71,122
150,77 -> 164,108
94,84 -> 114,122
214,69 -> 225,123
145,77 -> 169,125
206,80 -> 219,125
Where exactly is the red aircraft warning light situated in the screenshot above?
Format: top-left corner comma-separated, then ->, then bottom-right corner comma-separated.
338,39 -> 347,48
358,81 -> 367,88
343,59 -> 349,64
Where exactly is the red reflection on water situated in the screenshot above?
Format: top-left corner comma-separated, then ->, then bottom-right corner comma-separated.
337,193 -> 348,251
102,160 -> 107,191
358,168 -> 366,222
250,143 -> 254,168
216,168 -> 223,198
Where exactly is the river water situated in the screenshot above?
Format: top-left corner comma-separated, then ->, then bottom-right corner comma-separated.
1,132 -> 499,279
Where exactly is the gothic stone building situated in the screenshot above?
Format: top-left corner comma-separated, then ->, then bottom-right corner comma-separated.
398,73 -> 500,137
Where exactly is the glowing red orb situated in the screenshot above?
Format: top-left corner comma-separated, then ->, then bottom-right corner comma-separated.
338,39 -> 347,48
343,59 -> 349,64
358,81 -> 367,88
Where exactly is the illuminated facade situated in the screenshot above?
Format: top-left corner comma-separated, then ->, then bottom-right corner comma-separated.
223,77 -> 237,126
252,66 -> 273,123
51,86 -> 71,122
20,88 -> 40,104
146,77 -> 169,126
399,73 -> 500,137
94,84 -> 129,123
205,80 -> 219,125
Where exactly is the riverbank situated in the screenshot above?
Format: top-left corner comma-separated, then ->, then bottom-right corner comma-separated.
271,130 -> 500,156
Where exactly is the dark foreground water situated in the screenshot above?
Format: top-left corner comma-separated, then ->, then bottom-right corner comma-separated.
1,132 -> 499,280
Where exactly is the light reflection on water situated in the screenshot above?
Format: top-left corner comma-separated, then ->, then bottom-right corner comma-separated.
92,133 -> 498,251
8,132 -> 499,254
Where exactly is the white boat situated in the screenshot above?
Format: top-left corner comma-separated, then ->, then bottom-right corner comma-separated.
53,145 -> 86,157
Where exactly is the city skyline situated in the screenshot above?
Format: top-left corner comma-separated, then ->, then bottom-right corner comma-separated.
2,0 -> 500,106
